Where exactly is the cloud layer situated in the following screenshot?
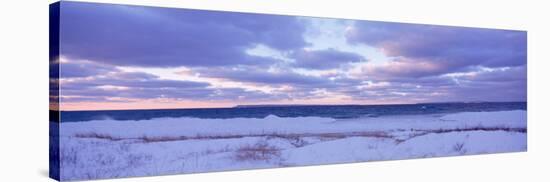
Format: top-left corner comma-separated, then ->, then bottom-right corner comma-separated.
56,2 -> 527,110
60,2 -> 307,67
346,21 -> 527,74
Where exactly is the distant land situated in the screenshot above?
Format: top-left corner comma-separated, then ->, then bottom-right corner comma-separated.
233,104 -> 337,108
233,101 -> 526,108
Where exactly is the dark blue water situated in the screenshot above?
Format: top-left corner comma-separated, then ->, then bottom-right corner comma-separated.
58,102 -> 526,122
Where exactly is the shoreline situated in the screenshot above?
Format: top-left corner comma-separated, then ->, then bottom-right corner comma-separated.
57,110 -> 527,180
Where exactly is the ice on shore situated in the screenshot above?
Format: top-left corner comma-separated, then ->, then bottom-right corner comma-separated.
58,110 -> 527,181
60,110 -> 526,138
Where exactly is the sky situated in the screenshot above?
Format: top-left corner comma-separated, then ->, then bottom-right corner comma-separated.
54,2 -> 527,111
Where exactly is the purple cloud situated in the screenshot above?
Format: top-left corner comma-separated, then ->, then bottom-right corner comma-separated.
349,65 -> 526,102
59,68 -> 289,103
290,48 -> 367,69
346,21 -> 527,75
59,61 -> 118,78
61,71 -> 210,100
60,2 -> 308,67
197,66 -> 329,85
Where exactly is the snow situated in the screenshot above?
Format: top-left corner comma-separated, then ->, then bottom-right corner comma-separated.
57,110 -> 527,181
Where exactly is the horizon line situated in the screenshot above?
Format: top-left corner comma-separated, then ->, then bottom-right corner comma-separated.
55,101 -> 527,112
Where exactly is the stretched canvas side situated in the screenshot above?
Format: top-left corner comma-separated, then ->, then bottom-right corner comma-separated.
49,2 -> 61,181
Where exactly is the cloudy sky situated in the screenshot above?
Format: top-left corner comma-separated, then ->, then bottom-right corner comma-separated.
55,2 -> 527,110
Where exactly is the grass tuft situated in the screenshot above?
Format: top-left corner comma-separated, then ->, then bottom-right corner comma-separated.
234,141 -> 281,161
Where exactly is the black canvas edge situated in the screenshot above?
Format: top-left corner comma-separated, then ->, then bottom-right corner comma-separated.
49,1 -> 61,181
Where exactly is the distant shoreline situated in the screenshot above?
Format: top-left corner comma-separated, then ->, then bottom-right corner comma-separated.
233,101 -> 525,108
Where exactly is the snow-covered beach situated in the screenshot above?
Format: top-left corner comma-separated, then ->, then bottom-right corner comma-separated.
57,110 -> 526,180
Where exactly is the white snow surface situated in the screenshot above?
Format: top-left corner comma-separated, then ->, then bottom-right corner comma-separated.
58,110 -> 527,181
